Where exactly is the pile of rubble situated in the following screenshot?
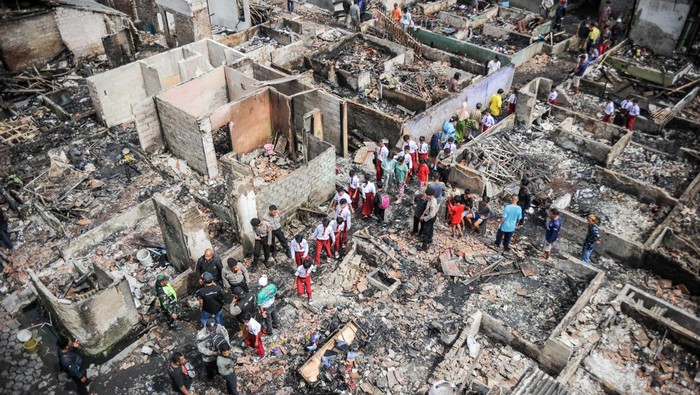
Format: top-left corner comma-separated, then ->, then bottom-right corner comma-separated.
611,143 -> 698,197
334,42 -> 391,75
616,44 -> 688,73
235,33 -> 283,53
633,126 -> 700,155
246,149 -> 300,184
379,61 -> 450,100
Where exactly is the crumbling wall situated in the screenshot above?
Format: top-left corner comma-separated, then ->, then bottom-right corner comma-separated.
0,12 -> 64,71
132,97 -> 163,153
405,65 -> 514,141
292,90 -> 344,153
208,0 -> 250,31
347,101 -> 404,147
87,62 -> 148,126
54,8 -> 109,58
630,0 -> 692,55
157,67 -> 228,118
210,89 -> 273,155
254,137 -> 335,219
28,268 -> 141,358
153,0 -> 212,47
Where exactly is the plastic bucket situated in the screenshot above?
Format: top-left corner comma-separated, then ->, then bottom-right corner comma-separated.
136,249 -> 153,267
23,339 -> 39,353
429,381 -> 456,395
264,143 -> 275,155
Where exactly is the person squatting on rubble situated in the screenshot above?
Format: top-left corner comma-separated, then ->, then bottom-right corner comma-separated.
418,188 -> 439,251
348,169 -> 361,210
196,248 -> 223,286
0,208 -> 13,250
582,214 -> 601,264
197,317 -> 230,379
465,195 -> 493,233
295,259 -> 314,304
156,274 -> 183,331
263,205 -> 291,257
250,217 -> 272,267
217,342 -> 240,395
243,312 -> 265,358
313,218 -> 335,264
223,257 -> 250,293
543,208 -> 562,260
257,275 -> 280,335
168,352 -> 194,395
197,272 -> 225,327
495,195 -> 522,253
57,336 -> 90,395
229,286 -> 257,337
290,233 -> 310,266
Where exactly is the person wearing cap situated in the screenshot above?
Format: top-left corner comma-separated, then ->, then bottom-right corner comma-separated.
487,55 -> 501,75
242,312 -> 265,358
196,248 -> 223,286
223,257 -> 250,293
517,178 -> 533,226
611,18 -> 623,45
217,342 -> 240,395
262,205 -> 290,257
290,233 -> 310,266
229,287 -> 257,335
442,116 -> 458,143
250,217 -> 272,268
197,272 -> 225,327
256,275 -> 279,335
156,274 -> 182,331
489,89 -> 504,118
57,336 -> 89,395
295,260 -> 314,304
197,316 -> 230,379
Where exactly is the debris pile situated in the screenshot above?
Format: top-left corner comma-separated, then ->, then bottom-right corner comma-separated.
333,41 -> 392,75
616,44 -> 689,73
379,61 -> 451,100
235,33 -> 283,53
246,148 -> 299,184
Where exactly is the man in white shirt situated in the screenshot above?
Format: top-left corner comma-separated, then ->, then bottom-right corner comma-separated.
540,0 -> 554,15
402,134 -> 419,174
290,234 -> 309,266
602,99 -> 615,123
487,56 -> 501,75
481,109 -> 495,132
375,139 -> 389,183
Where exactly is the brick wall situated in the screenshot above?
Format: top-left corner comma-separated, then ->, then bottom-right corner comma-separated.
292,90 -> 343,154
254,137 -> 336,219
347,101 -> 404,147
0,12 -> 64,71
133,97 -> 164,152
156,97 -> 211,176
87,62 -> 148,126
55,8 -> 108,58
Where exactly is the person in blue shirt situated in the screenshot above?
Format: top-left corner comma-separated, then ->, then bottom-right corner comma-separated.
543,208 -> 562,260
495,195 -> 522,252
582,214 -> 600,264
442,116 -> 458,143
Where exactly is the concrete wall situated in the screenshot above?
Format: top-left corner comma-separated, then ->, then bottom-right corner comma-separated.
28,268 -> 141,357
154,0 -> 212,47
55,8 -> 110,58
347,101 -> 404,147
157,67 -> 228,118
411,28 -> 512,67
210,89 -> 273,155
292,89 -> 344,154
208,0 -> 250,31
133,97 -> 164,153
0,12 -> 64,71
88,62 -> 148,127
630,0 -> 692,55
404,65 -> 514,142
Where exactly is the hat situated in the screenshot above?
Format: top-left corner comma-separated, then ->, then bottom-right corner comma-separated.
616,18 -> 622,23
206,317 -> 217,330
232,286 -> 244,296
227,257 -> 238,267
258,275 -> 268,287
450,115 -> 458,122
156,274 -> 167,282
203,272 -> 214,283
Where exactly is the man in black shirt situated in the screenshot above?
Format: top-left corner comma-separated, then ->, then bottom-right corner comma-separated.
517,178 -> 533,226
168,352 -> 193,395
412,192 -> 427,235
197,272 -> 225,328
57,336 -> 89,395
196,248 -> 223,286
229,286 -> 257,336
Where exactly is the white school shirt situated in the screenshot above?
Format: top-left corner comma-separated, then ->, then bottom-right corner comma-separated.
295,265 -> 313,278
418,142 -> 429,154
333,192 -> 350,206
620,100 -> 632,110
348,175 -> 360,190
362,182 -> 376,198
506,93 -> 517,104
403,139 -> 418,154
482,114 -> 495,128
376,146 -> 389,162
290,239 -> 309,258
548,90 -> 558,101
312,224 -> 335,242
337,206 -> 352,230
628,104 -> 640,116
604,101 -> 615,115
247,317 -> 261,336
487,60 -> 501,74
443,142 -> 457,154
402,152 -> 413,170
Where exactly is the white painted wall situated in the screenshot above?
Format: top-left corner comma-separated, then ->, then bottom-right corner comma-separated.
630,0 -> 692,54
54,8 -> 108,58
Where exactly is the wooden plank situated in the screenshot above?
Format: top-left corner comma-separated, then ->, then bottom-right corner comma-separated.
298,321 -> 360,383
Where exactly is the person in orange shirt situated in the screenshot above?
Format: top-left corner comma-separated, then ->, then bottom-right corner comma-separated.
391,3 -> 402,21
448,196 -> 466,238
417,159 -> 430,190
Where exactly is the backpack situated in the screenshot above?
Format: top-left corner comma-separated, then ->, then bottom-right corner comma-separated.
379,194 -> 390,209
210,333 -> 229,353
